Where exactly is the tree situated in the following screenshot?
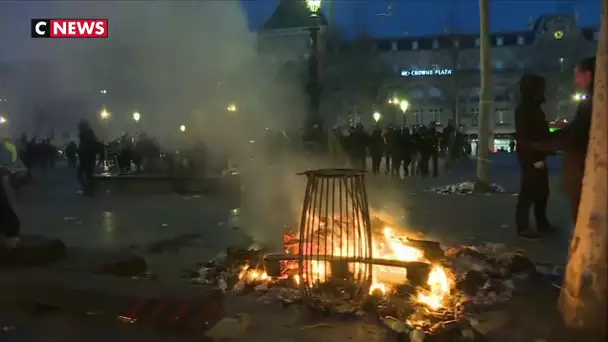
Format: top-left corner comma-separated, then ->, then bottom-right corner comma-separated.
557,1 -> 607,339
474,0 -> 492,192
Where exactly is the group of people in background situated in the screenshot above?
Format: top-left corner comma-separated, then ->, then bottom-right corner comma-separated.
329,120 -> 470,178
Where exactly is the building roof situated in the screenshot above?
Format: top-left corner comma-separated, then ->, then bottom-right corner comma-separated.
262,0 -> 328,30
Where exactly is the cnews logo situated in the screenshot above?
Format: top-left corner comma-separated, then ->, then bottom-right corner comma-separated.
31,19 -> 108,38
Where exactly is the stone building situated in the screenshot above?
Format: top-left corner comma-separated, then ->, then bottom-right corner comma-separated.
258,3 -> 598,148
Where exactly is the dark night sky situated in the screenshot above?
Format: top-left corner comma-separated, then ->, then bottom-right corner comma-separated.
241,0 -> 602,37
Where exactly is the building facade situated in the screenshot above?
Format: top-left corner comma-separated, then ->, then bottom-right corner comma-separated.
258,4 -> 598,142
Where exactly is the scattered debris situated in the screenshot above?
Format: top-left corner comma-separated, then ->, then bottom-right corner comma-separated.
428,181 -> 506,195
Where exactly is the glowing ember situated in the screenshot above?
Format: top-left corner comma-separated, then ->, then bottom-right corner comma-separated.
416,265 -> 452,310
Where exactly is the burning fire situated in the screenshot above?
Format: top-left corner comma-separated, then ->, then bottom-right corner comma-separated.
289,223 -> 452,310
415,265 -> 452,310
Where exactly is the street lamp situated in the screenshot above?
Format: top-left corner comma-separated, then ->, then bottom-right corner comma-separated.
133,112 -> 141,123
303,0 -> 322,143
373,112 -> 382,123
227,104 -> 237,112
0,115 -> 7,125
100,108 -> 110,120
179,125 -> 186,132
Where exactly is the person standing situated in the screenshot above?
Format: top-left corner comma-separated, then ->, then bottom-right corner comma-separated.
77,120 -> 100,196
65,141 -> 78,169
390,127 -> 402,177
553,57 -> 595,224
383,124 -> 396,175
0,138 -> 20,249
401,127 -> 412,176
514,73 -> 553,239
369,126 -> 384,175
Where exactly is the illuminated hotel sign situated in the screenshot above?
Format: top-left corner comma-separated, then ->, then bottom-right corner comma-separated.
400,68 -> 453,77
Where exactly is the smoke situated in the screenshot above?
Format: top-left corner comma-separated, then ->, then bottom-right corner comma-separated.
1,1 -> 317,246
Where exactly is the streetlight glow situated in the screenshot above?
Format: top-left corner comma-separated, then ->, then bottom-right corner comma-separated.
227,104 -> 237,112
180,125 -> 186,132
133,112 -> 141,123
572,92 -> 588,102
399,100 -> 410,113
373,112 -> 382,123
0,116 -> 7,125
306,0 -> 322,14
100,109 -> 110,120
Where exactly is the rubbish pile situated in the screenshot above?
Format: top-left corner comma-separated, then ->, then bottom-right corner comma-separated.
181,238 -> 560,341
428,182 -> 506,195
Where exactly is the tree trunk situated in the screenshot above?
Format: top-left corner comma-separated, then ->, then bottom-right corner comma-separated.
557,1 -> 607,339
475,0 -> 492,192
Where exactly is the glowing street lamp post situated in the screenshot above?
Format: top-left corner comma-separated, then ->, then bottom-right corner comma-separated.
100,108 -> 110,120
304,0 -> 322,143
133,112 -> 141,123
373,112 -> 382,124
180,125 -> 186,133
0,116 -> 7,125
399,100 -> 409,126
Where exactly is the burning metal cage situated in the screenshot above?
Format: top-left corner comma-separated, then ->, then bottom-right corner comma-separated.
296,169 -> 373,301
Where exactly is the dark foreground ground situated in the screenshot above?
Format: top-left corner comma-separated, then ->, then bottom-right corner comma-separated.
1,153 -> 574,341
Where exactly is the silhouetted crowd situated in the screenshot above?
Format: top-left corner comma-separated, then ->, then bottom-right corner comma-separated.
16,134 -> 58,170
330,120 -> 470,178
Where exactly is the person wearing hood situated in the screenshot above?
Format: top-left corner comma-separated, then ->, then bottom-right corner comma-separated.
523,57 -> 595,225
514,73 -> 553,239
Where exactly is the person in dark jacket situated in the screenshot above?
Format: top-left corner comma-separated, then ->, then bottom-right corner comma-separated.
390,127 -> 402,177
65,141 -> 78,169
77,120 -> 100,196
384,124 -> 397,175
369,126 -> 384,175
0,174 -> 20,248
400,127 -> 412,176
514,73 -> 553,239
554,57 -> 595,223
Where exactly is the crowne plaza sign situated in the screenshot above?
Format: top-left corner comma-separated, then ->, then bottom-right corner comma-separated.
400,68 -> 453,77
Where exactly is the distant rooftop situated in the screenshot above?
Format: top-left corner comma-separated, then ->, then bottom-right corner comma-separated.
262,0 -> 328,30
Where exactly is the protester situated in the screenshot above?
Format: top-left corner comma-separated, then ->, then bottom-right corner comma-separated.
384,124 -> 397,175
369,126 -> 384,175
0,137 -> 20,249
77,120 -> 100,196
553,57 -> 595,223
514,73 -> 553,239
65,141 -> 78,169
524,57 -> 595,225
400,127 -> 412,177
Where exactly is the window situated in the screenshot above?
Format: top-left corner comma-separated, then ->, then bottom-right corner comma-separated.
496,36 -> 504,46
475,38 -> 480,47
517,36 -> 524,45
391,41 -> 398,52
412,41 -> 419,50
453,39 -> 460,48
432,40 -> 439,49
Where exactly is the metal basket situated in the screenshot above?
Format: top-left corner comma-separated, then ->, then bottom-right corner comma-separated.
296,169 -> 373,301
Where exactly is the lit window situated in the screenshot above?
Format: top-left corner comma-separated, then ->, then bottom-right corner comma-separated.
475,38 -> 480,47
432,40 -> 439,49
391,41 -> 398,51
412,41 -> 419,50
517,36 -> 524,45
496,36 -> 504,46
